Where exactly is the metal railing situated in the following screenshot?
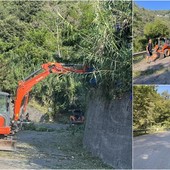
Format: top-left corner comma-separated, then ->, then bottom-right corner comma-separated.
133,51 -> 147,57
133,129 -> 150,136
133,129 -> 149,134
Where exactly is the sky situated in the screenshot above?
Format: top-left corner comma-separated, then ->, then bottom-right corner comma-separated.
135,1 -> 170,10
157,85 -> 170,94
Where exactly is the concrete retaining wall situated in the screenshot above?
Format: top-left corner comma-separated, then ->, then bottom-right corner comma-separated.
83,92 -> 132,169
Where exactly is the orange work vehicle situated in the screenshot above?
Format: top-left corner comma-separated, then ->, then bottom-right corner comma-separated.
70,109 -> 85,124
154,38 -> 170,58
0,62 -> 92,150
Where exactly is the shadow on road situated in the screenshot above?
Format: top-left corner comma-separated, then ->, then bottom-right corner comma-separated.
133,62 -> 170,84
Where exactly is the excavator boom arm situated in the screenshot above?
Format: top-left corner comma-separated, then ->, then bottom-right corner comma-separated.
14,62 -> 86,121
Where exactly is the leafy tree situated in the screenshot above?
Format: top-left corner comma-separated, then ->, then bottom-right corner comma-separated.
133,85 -> 157,129
144,19 -> 169,39
134,85 -> 170,130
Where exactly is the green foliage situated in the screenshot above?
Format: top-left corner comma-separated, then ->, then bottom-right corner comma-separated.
0,1 -> 132,118
23,123 -> 55,132
133,85 -> 170,131
144,19 -> 169,39
133,36 -> 147,52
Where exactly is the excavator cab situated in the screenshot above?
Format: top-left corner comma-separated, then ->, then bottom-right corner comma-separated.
0,92 -> 11,136
0,92 -> 16,151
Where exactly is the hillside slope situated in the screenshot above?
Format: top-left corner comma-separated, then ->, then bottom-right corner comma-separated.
133,3 -> 170,52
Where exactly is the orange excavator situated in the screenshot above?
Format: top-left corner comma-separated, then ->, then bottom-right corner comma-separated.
0,62 -> 92,150
154,37 -> 170,58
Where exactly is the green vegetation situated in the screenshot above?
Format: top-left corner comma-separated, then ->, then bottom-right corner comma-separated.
22,123 -> 55,132
0,1 -> 132,118
133,3 -> 170,52
133,85 -> 170,135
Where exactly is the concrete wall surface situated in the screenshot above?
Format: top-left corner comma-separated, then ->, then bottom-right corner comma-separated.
83,92 -> 132,169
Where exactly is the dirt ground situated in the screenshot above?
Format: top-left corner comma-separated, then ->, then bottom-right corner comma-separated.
133,56 -> 170,84
0,105 -> 111,169
0,123 -> 110,169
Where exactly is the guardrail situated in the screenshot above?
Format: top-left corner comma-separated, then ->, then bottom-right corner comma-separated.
133,51 -> 147,57
133,129 -> 149,136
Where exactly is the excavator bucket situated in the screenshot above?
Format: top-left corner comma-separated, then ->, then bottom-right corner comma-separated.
0,139 -> 16,151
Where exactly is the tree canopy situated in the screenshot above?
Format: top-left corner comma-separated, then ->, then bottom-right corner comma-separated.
133,85 -> 170,130
144,19 -> 169,39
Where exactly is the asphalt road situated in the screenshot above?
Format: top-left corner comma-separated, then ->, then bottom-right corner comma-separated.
133,131 -> 170,169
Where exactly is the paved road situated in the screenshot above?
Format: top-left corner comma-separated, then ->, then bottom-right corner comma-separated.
133,131 -> 170,169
